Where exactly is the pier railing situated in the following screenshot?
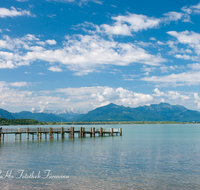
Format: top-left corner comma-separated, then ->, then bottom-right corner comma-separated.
0,126 -> 122,141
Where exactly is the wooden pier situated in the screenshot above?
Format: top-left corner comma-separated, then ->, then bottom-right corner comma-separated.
0,127 -> 122,141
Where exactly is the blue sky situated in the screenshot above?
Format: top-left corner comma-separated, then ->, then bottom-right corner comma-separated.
1,0 -> 200,112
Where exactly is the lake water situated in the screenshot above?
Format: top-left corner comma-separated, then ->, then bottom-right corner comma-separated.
0,124 -> 200,189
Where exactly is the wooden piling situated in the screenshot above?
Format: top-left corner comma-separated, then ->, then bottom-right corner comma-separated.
70,127 -> 74,138
61,127 -> 64,138
15,134 -> 17,140
3,134 -> 4,141
27,127 -> 29,140
90,127 -> 92,137
92,127 -> 95,137
120,128 -> 122,136
83,127 -> 85,137
100,127 -> 102,137
32,134 -> 34,140
39,127 -> 42,139
37,128 -> 39,139
49,127 -> 52,139
80,127 -> 83,137
111,128 -> 113,136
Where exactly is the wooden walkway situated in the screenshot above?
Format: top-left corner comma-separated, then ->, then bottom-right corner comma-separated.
0,127 -> 122,141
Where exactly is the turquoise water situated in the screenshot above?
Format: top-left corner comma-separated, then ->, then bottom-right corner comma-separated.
0,124 -> 200,189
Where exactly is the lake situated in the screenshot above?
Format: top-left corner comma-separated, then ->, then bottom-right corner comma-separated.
0,124 -> 200,189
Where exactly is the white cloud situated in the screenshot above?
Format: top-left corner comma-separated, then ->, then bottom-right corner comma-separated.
187,63 -> 200,70
100,13 -> 160,36
48,66 -> 62,72
45,39 -> 57,45
194,93 -> 200,108
159,65 -> 168,73
0,81 -> 199,110
0,6 -> 34,18
16,0 -> 28,2
153,88 -> 165,97
9,82 -> 29,87
167,30 -> 200,55
47,14 -> 56,18
163,11 -> 190,22
157,41 -> 165,45
47,0 -> 103,6
181,2 -> 200,15
0,34 -> 166,74
142,71 -> 200,86
150,37 -> 156,41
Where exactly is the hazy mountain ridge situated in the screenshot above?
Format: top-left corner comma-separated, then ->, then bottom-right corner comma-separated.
31,108 -> 88,115
77,103 -> 200,122
1,103 -> 200,122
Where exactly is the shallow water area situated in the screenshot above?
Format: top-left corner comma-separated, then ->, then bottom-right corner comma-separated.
0,124 -> 200,189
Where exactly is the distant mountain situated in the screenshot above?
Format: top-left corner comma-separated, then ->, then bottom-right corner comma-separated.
32,108 -> 88,115
77,103 -> 200,122
31,108 -> 88,121
1,102 -> 200,122
0,108 -> 15,120
12,111 -> 68,122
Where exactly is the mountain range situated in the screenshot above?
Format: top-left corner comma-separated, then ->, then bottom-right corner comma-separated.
1,103 -> 200,122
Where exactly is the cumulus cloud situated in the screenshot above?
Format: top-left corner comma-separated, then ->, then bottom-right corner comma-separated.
181,2 -> 200,15
76,10 -> 190,37
0,6 -> 34,18
99,13 -> 161,36
0,82 -> 198,110
9,82 -> 29,87
48,66 -> 62,72
0,34 -> 166,75
45,39 -> 57,45
194,93 -> 200,108
167,30 -> 200,55
163,11 -> 190,22
142,71 -> 200,86
187,63 -> 200,70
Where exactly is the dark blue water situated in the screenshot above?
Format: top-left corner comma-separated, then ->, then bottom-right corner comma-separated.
0,124 -> 200,189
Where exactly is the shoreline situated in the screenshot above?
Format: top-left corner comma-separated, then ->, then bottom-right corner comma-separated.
0,120 -> 200,126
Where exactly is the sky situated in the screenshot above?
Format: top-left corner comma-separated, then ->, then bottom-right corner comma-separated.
1,0 -> 200,112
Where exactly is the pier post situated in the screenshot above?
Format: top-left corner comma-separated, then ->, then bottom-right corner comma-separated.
37,128 -> 39,139
3,134 -> 4,141
32,134 -> 34,140
100,127 -> 102,137
80,127 -> 82,137
45,133 -> 47,139
39,127 -> 42,139
49,127 -> 52,139
120,128 -> 122,136
90,127 -> 92,137
70,127 -> 74,138
92,127 -> 95,137
27,127 -> 29,140
15,133 -> 17,140
0,133 -> 1,141
111,128 -> 113,136
19,129 -> 21,140
83,127 -> 85,137
61,127 -> 64,138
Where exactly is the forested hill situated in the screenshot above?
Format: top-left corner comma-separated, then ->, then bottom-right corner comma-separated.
77,103 -> 200,122
1,102 -> 200,122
